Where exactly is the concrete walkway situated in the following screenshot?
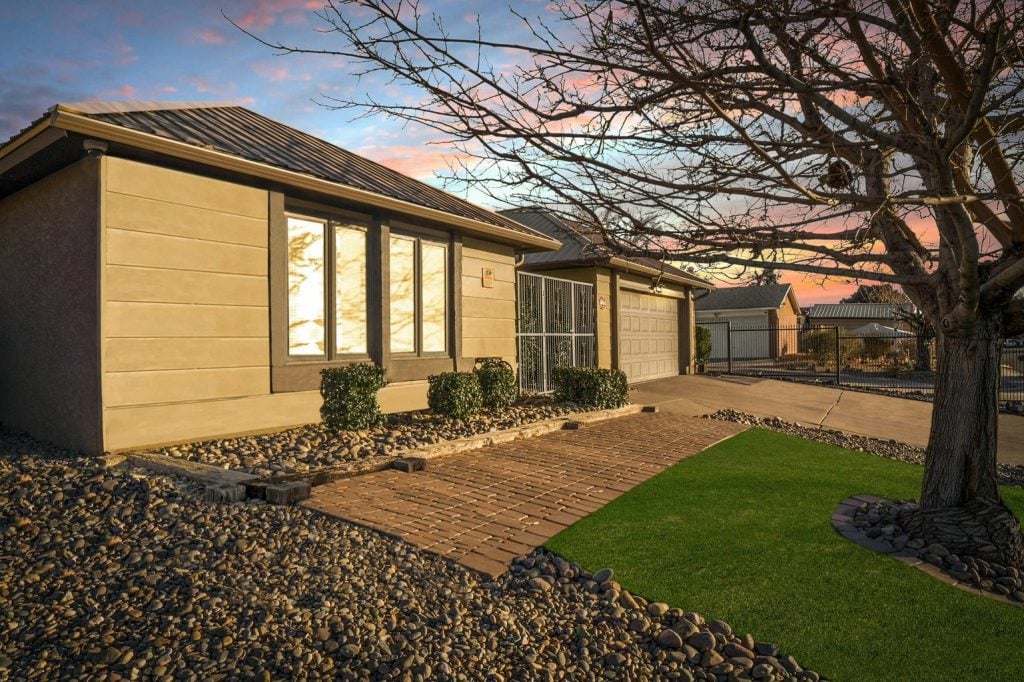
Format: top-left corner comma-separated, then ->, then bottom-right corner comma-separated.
631,375 -> 1024,466
304,413 -> 744,578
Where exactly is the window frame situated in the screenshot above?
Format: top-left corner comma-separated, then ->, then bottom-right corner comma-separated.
270,194 -> 463,393
388,227 -> 450,359
283,208 -> 373,362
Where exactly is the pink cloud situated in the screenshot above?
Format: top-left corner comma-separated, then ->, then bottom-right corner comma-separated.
234,0 -> 322,30
102,84 -> 138,99
355,144 -> 465,181
197,28 -> 227,45
252,62 -> 311,82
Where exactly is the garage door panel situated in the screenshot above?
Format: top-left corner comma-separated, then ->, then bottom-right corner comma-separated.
618,290 -> 679,383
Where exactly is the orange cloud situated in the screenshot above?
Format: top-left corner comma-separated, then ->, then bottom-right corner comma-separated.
251,62 -> 311,82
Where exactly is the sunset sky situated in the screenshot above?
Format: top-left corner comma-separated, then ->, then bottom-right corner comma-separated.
0,0 -> 860,304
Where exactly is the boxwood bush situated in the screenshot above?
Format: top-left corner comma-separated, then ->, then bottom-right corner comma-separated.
552,367 -> 628,409
320,363 -> 388,431
427,371 -> 483,419
474,358 -> 518,410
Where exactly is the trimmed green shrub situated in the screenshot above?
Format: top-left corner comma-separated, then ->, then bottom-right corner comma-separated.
695,326 -> 712,367
552,367 -> 628,409
428,371 -> 483,419
320,363 -> 388,431
474,359 -> 518,410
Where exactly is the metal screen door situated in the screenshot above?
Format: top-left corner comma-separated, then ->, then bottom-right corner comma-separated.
516,271 -> 596,392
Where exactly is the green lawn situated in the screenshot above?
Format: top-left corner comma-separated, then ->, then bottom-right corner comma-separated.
546,428 -> 1024,682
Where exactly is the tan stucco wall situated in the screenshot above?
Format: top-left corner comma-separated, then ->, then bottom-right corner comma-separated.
100,159 -> 514,451
462,236 -> 518,365
0,158 -> 102,453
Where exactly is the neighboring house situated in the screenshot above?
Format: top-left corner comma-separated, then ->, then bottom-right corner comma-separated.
0,101 -> 561,454
695,284 -> 802,360
498,207 -> 713,386
805,303 -> 915,333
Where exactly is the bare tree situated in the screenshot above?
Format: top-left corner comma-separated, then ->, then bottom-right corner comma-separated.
746,267 -> 783,286
247,0 -> 1024,566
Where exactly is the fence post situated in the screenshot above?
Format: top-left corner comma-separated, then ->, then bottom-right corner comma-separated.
726,321 -> 733,374
834,326 -> 841,385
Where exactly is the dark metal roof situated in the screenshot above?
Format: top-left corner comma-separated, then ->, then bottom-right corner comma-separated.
806,303 -> 914,319
4,102 -> 548,242
695,284 -> 794,312
499,207 -> 710,287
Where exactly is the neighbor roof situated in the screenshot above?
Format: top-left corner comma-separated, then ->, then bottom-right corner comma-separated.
0,102 -> 559,251
695,283 -> 795,312
806,303 -> 914,319
498,207 -> 712,289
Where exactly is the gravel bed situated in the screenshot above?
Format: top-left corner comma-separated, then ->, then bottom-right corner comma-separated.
703,409 -> 1024,488
851,499 -> 1024,604
1,429 -> 823,681
157,400 -> 591,478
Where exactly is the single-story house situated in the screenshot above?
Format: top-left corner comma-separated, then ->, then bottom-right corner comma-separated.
0,101 -> 562,454
498,207 -> 713,385
805,303 -> 915,333
695,283 -> 802,360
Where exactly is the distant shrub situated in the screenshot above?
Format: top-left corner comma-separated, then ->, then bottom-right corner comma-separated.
552,367 -> 628,408
695,326 -> 712,367
320,364 -> 388,431
800,328 -> 836,366
428,371 -> 483,419
474,359 -> 518,410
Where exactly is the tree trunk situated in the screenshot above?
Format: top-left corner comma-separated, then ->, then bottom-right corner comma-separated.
910,314 -> 1024,568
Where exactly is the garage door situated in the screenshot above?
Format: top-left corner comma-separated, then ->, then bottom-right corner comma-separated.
618,290 -> 679,383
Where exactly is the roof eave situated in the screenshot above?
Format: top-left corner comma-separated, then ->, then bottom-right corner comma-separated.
608,256 -> 714,290
45,106 -> 561,252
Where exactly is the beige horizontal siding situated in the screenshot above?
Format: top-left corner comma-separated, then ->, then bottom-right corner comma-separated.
461,237 -> 517,365
107,228 -> 267,276
104,337 -> 269,372
462,257 -> 515,284
106,192 -> 267,246
106,265 -> 266,306
462,296 -> 516,320
105,302 -> 267,338
462,236 -> 515,263
105,367 -> 270,408
103,382 -> 429,451
107,157 -> 267,219
102,158 -> 272,436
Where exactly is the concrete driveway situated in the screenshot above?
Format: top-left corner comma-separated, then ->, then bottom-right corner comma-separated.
631,375 -> 1024,467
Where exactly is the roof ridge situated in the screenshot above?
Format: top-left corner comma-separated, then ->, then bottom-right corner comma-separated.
58,101 -> 239,116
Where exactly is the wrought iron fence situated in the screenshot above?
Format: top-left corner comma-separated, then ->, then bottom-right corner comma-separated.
696,322 -> 1024,406
516,272 -> 596,393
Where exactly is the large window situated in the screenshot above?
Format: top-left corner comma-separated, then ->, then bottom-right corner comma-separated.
287,213 -> 368,358
389,233 -> 448,355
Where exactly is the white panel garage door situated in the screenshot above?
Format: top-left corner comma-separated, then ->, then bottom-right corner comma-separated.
618,290 -> 679,383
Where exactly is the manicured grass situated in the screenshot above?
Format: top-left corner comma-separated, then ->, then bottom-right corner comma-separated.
546,428 -> 1024,681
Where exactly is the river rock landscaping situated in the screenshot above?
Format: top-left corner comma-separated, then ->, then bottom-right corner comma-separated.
703,409 -> 1024,488
848,498 -> 1024,605
1,427 -> 822,681
156,399 -> 591,478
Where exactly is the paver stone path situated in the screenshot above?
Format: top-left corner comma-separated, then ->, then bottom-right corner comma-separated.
304,413 -> 745,577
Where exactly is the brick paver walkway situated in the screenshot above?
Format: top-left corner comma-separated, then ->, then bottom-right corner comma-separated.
302,413 -> 745,577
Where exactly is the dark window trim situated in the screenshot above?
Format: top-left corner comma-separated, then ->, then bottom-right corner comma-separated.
270,193 -> 463,392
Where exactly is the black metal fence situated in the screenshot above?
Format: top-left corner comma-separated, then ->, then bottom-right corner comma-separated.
697,322 -> 1024,406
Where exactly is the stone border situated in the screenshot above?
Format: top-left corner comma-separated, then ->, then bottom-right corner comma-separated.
832,495 -> 1022,608
124,404 -> 645,501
